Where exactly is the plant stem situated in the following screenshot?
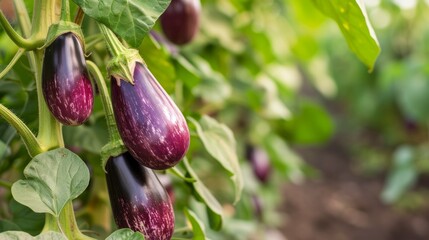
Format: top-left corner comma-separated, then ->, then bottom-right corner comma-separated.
98,24 -> 126,57
74,7 -> 85,25
60,0 -> 70,22
86,61 -> 122,144
13,0 -> 31,37
0,179 -> 12,188
0,48 -> 25,79
0,11 -> 44,49
0,104 -> 43,157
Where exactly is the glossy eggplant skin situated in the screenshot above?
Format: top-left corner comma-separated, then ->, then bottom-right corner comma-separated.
111,62 -> 190,170
160,0 -> 201,45
105,152 -> 174,240
42,32 -> 93,126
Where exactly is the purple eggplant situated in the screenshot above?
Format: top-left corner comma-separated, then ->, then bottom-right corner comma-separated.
105,152 -> 175,240
160,0 -> 201,45
42,32 -> 93,125
246,145 -> 272,184
111,62 -> 190,170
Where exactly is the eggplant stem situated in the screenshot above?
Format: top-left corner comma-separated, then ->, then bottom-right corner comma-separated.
74,7 -> 85,25
0,11 -> 44,50
168,167 -> 197,183
0,48 -> 25,79
13,0 -> 32,37
0,104 -> 43,157
0,179 -> 12,189
98,24 -> 126,57
86,60 -> 122,144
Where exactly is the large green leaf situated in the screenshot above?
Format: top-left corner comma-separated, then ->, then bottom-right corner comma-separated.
72,0 -> 171,47
11,148 -> 90,217
312,0 -> 380,70
184,208 -> 206,240
0,231 -> 67,240
106,229 -> 145,240
183,158 -> 223,230
189,116 -> 243,203
10,200 -> 44,235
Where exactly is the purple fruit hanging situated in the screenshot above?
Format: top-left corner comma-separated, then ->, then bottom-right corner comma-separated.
42,32 -> 93,125
111,62 -> 190,170
160,0 -> 201,45
105,152 -> 174,240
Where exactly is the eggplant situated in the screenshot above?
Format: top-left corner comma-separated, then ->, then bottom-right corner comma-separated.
42,32 -> 93,125
105,152 -> 175,240
246,145 -> 272,184
111,62 -> 190,170
160,0 -> 201,45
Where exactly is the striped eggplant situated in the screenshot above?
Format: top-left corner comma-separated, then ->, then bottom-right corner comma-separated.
160,0 -> 201,45
42,32 -> 93,125
111,62 -> 190,170
105,152 -> 174,240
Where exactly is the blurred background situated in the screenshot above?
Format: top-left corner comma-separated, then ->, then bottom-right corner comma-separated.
1,0 -> 429,239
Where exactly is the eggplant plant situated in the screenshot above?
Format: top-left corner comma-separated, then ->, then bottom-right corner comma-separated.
0,0 -> 380,239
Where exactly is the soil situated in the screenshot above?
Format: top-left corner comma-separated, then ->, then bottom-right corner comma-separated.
279,133 -> 429,240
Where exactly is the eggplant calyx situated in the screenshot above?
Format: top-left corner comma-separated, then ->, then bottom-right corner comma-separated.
107,48 -> 143,86
43,21 -> 85,51
101,139 -> 127,170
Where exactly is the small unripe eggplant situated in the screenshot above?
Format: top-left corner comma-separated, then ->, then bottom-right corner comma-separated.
246,145 -> 272,184
42,32 -> 93,125
111,62 -> 190,170
105,152 -> 174,240
160,0 -> 201,45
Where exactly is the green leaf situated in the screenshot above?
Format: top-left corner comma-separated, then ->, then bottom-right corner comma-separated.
184,208 -> 206,240
188,116 -> 243,203
63,118 -> 109,154
183,158 -> 223,230
281,100 -> 334,144
10,200 -> 44,235
0,231 -> 67,240
0,220 -> 21,232
11,148 -> 90,216
382,146 -> 418,203
174,55 -> 201,89
139,35 -> 175,94
312,0 -> 380,70
72,0 -> 171,47
106,229 -> 145,240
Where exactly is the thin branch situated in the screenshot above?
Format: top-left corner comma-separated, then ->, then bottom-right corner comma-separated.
0,48 -> 25,79
0,10 -> 44,49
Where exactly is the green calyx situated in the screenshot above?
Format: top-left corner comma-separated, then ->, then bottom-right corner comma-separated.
107,48 -> 143,86
101,140 -> 127,170
43,21 -> 85,51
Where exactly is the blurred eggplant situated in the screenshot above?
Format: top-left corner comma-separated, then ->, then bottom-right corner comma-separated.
160,0 -> 201,45
246,145 -> 272,184
111,62 -> 190,170
42,32 -> 93,125
105,152 -> 174,240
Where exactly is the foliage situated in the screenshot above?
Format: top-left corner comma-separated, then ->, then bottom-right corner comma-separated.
0,0 -> 381,239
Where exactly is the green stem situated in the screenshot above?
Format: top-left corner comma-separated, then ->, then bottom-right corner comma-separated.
0,11 -> 44,49
60,0 -> 70,22
13,0 -> 31,37
74,7 -> 85,25
43,202 -> 96,239
0,48 -> 25,79
98,24 -> 126,57
0,104 -> 43,157
0,179 -> 12,188
86,61 -> 122,144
